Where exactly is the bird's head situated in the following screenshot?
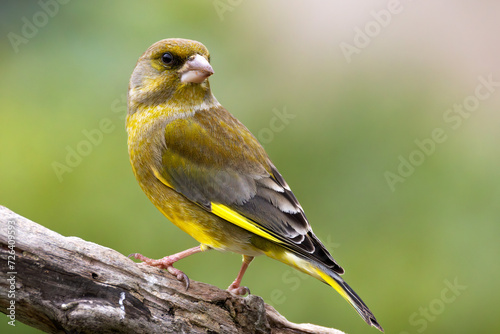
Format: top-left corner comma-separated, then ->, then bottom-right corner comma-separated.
128,38 -> 216,114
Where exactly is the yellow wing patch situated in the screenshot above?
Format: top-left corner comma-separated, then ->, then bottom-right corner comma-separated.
211,203 -> 282,244
152,166 -> 282,245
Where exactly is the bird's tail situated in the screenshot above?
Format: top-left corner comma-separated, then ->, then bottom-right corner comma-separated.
271,250 -> 384,332
314,263 -> 383,332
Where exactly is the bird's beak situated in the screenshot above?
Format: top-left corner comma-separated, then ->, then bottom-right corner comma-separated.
180,54 -> 214,84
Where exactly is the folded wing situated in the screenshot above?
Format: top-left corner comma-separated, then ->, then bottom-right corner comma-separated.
157,106 -> 344,274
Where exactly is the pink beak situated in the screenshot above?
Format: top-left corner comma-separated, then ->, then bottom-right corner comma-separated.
180,54 -> 214,83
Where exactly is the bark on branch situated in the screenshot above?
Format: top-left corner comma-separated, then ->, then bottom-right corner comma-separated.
0,206 -> 343,334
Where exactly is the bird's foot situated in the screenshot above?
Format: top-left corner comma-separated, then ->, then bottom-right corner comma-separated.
227,255 -> 253,296
129,252 -> 190,289
227,281 -> 250,296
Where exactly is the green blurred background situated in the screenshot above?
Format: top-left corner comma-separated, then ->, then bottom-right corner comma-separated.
1,1 -> 499,333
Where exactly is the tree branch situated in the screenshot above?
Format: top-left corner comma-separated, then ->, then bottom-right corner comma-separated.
0,206 -> 344,334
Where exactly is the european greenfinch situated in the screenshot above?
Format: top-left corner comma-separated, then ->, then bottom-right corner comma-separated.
126,38 -> 383,332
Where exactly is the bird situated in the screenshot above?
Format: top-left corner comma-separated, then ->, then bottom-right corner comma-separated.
126,38 -> 383,332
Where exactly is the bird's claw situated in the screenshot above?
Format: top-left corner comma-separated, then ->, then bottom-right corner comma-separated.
129,252 -> 190,290
168,266 -> 190,290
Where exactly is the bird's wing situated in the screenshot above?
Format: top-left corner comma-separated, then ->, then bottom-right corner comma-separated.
156,106 -> 343,274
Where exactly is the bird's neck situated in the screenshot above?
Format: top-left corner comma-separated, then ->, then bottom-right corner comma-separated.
127,85 -> 220,133
129,81 -> 219,115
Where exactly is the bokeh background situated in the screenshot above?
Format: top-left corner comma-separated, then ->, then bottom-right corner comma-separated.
1,1 -> 499,333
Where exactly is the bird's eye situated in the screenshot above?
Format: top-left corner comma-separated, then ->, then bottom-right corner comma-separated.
161,52 -> 174,65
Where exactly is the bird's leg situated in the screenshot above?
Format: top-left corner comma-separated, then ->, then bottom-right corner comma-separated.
227,255 -> 254,296
129,245 -> 208,289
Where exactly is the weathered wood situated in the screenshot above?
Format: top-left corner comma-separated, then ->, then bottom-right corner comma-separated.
0,206 -> 344,334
